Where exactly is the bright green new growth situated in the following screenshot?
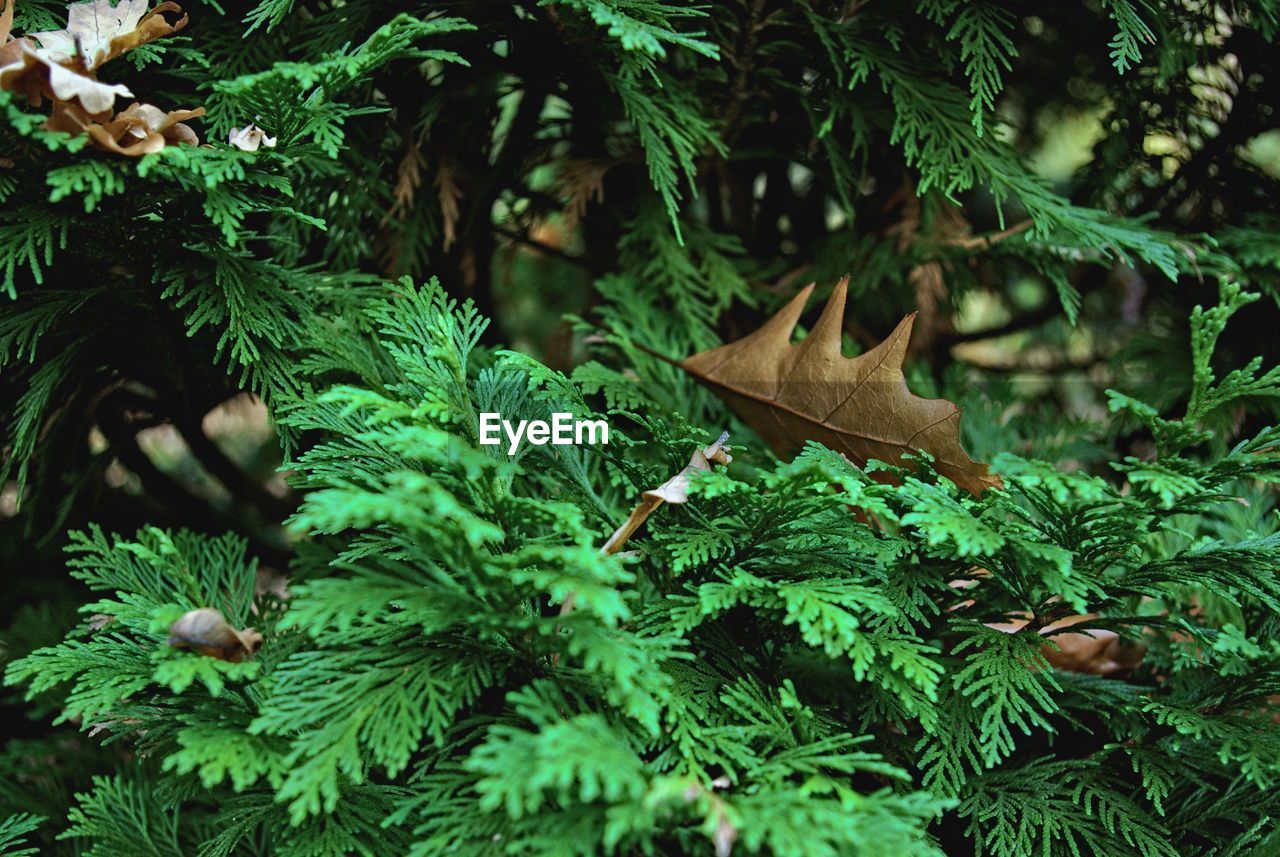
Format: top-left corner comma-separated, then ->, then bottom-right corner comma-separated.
6,277 -> 1280,854
3,0 -> 1280,854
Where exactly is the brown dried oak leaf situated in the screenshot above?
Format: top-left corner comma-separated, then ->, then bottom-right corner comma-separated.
681,277 -> 999,495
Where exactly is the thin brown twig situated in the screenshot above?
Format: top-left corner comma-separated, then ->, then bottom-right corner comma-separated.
493,225 -> 588,268
942,219 -> 1033,252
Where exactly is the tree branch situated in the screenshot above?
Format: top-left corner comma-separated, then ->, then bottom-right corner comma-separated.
493,225 -> 588,267
942,219 -> 1033,252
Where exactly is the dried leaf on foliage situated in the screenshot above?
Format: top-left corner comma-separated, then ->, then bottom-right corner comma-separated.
952,574 -> 1145,676
30,0 -> 186,71
167,607 -> 262,662
1042,616 -> 1145,676
559,431 -> 732,620
46,98 -> 201,154
987,612 -> 1146,676
0,43 -> 132,111
601,431 -> 732,555
86,101 -> 201,154
0,0 -> 198,151
228,122 -> 276,151
681,277 -> 999,495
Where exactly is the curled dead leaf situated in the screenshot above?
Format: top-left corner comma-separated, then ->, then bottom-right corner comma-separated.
0,43 -> 132,111
43,97 -> 106,134
601,431 -> 732,554
45,98 -> 202,154
167,607 -> 262,662
228,122 -> 276,151
0,0 -> 197,150
86,101 -> 202,154
558,432 -> 732,621
30,0 -> 186,71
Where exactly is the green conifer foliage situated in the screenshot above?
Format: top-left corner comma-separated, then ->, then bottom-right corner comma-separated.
2,1 -> 1280,855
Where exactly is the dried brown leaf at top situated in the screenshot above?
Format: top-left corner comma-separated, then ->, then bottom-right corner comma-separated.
0,43 -> 132,111
681,278 -> 1000,495
30,0 -> 186,71
168,607 -> 262,662
0,0 -> 199,150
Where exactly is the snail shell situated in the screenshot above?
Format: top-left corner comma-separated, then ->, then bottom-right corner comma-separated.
168,607 -> 262,661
